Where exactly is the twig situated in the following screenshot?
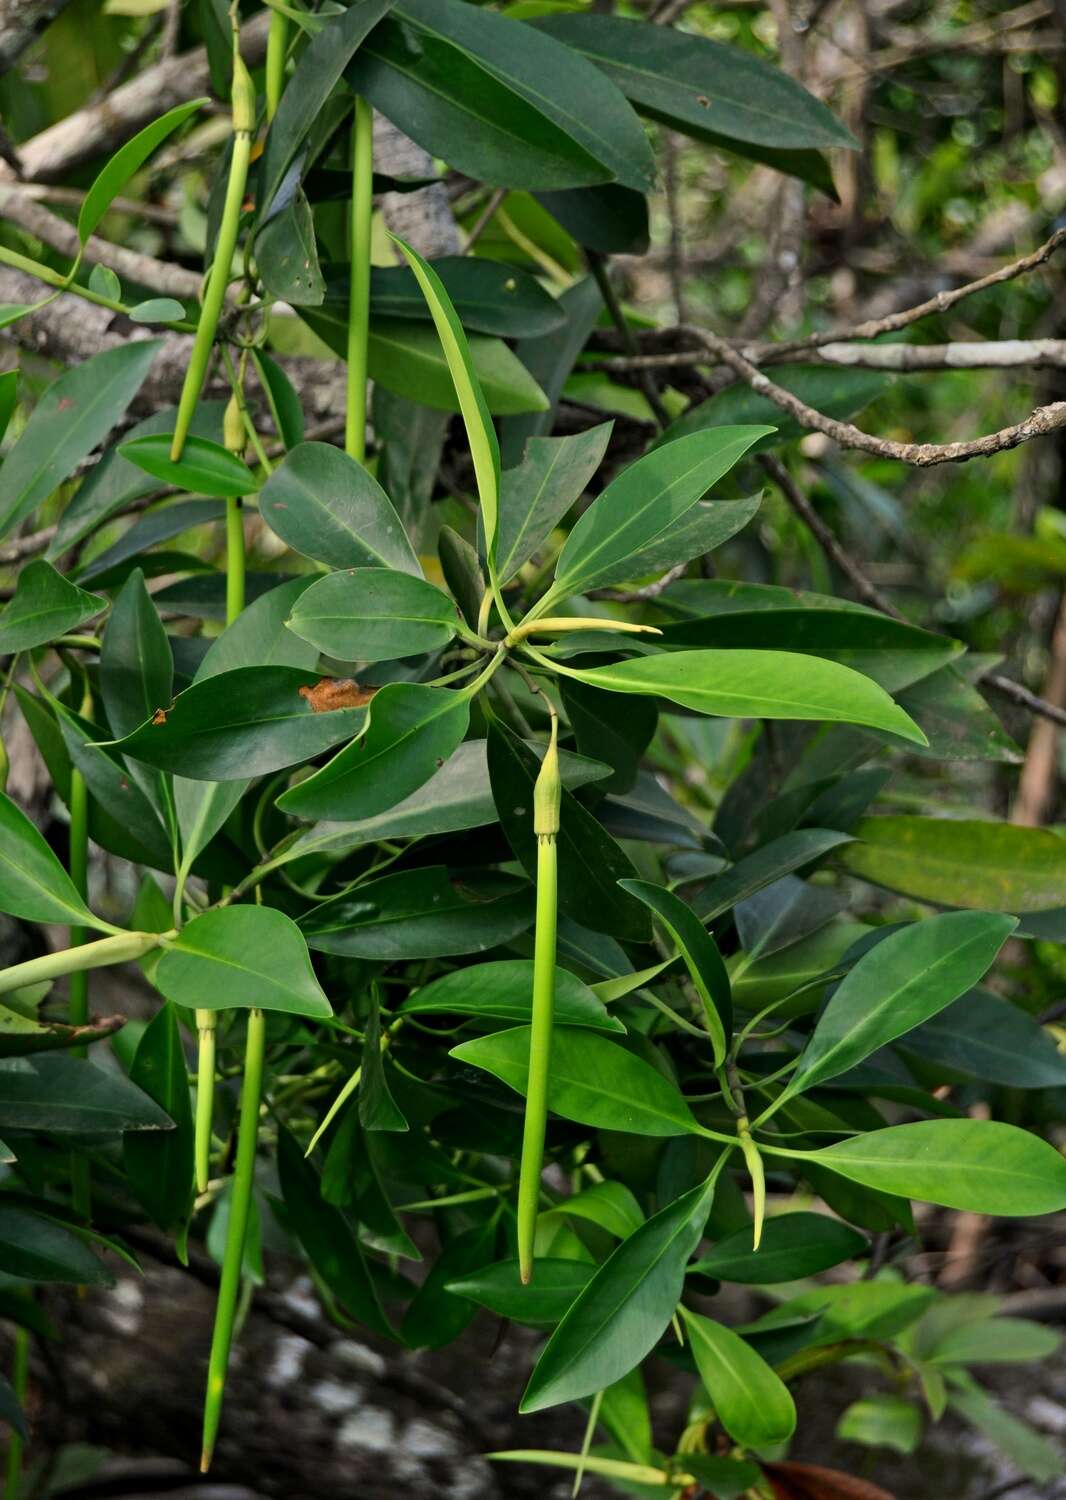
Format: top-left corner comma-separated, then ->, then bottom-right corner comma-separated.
587,250 -> 671,429
0,525 -> 57,565
599,337 -> 1066,375
463,187 -> 505,252
593,561 -> 690,603
694,327 -> 1066,467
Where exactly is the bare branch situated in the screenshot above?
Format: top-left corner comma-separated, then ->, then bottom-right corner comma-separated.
600,338 -> 1066,375
0,526 -> 57,566
0,0 -> 74,72
691,327 -> 1066,467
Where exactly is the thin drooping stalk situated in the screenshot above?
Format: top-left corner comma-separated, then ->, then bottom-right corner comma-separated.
200,1006 -> 265,1472
264,9 -> 287,123
169,41 -> 254,462
193,394 -> 246,1195
517,711 -> 560,1284
68,748 -> 91,1219
345,96 -> 373,462
3,1325 -> 28,1500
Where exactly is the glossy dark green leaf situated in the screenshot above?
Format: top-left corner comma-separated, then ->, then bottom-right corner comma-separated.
359,990 -> 407,1133
615,496 -> 761,584
536,184 -> 649,255
570,651 -> 925,745
286,568 -> 458,663
99,568 -> 174,740
542,1180 -> 644,1239
303,866 -> 533,960
0,1200 -> 110,1285
123,1001 -> 193,1231
252,350 -> 305,450
0,369 -> 16,446
839,816 -> 1066,912
537,16 -> 855,153
79,99 -> 206,243
451,1025 -> 701,1137
277,1128 -> 393,1338
560,677 -> 656,796
695,828 -> 853,921
488,720 -> 650,941
803,1119 -> 1066,1215
0,790 -> 100,930
368,257 -> 566,338
544,427 -> 772,603
447,1257 -> 593,1326
735,876 -> 847,961
128,297 -> 186,324
349,0 -> 655,193
119,434 -> 256,499
78,500 -> 224,585
660,366 -> 892,451
0,560 -> 104,653
681,1307 -> 796,1448
403,1219 -> 496,1349
156,906 -> 332,1018
438,524 -> 485,627
620,880 -> 731,1063
902,987 -> 1066,1089
257,0 -> 397,217
260,441 -> 418,573
110,665 -> 369,780
780,912 -> 1017,1103
496,423 -> 612,585
256,186 -> 325,306
691,1211 -> 866,1284
278,683 -> 468,822
898,665 -> 1022,764
57,706 -> 172,868
520,1176 -> 716,1412
0,1054 -> 173,1133
0,341 -> 160,542
402,959 -> 623,1031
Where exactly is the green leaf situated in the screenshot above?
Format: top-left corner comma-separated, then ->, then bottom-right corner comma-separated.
257,0 -> 398,218
609,496 -> 761,586
359,990 -> 407,1133
368,257 -> 566,338
278,682 -> 468,822
391,236 -> 503,570
560,678 -> 656,796
286,568 -> 458,663
836,1395 -> 922,1455
928,1317 -> 1059,1367
0,790 -> 101,930
695,828 -> 853,921
403,1220 -> 497,1350
780,912 -> 1018,1103
541,1180 -> 644,1240
659,366 -> 891,450
691,1211 -> 866,1284
536,183 -> 649,255
520,1176 -> 716,1412
545,427 -> 772,602
276,1128 -> 393,1338
0,1200 -> 110,1285
488,720 -> 651,941
949,1374 -> 1063,1484
79,98 -> 206,243
536,15 -> 856,153
402,959 -> 624,1031
256,187 -> 325,306
100,568 -> 173,740
128,297 -> 186,324
77,498 -> 224,586
0,1053 -> 174,1133
156,906 -> 332,1018
839,816 -> 1066,911
680,1456 -> 762,1499
447,1257 -> 594,1326
499,275 -> 602,465
349,0 -> 655,193
569,650 -> 926,745
89,263 -> 121,300
903,987 -> 1066,1089
802,1119 -> 1066,1216
259,441 -> 419,573
451,1025 -> 701,1137
680,1306 -> 796,1448
619,879 -> 731,1064
0,340 -> 160,542
110,665 -> 370,780
119,434 -> 256,499
251,350 -> 304,450
0,560 -> 105,653
57,706 -> 172,869
302,866 -> 533,960
122,1001 -> 193,1231
487,1452 -> 675,1486
496,423 -> 612,584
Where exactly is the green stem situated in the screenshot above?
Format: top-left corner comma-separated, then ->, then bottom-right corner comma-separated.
265,10 -> 288,123
3,1325 -> 28,1500
68,761 -> 91,1219
345,96 -> 374,462
0,244 -> 196,330
225,495 -> 245,623
195,1010 -> 218,1195
0,932 -> 163,998
201,1007 -> 265,1473
170,47 -> 255,461
517,712 -> 560,1285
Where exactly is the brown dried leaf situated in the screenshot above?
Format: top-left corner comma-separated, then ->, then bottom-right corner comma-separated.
298,676 -> 376,713
764,1462 -> 896,1500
